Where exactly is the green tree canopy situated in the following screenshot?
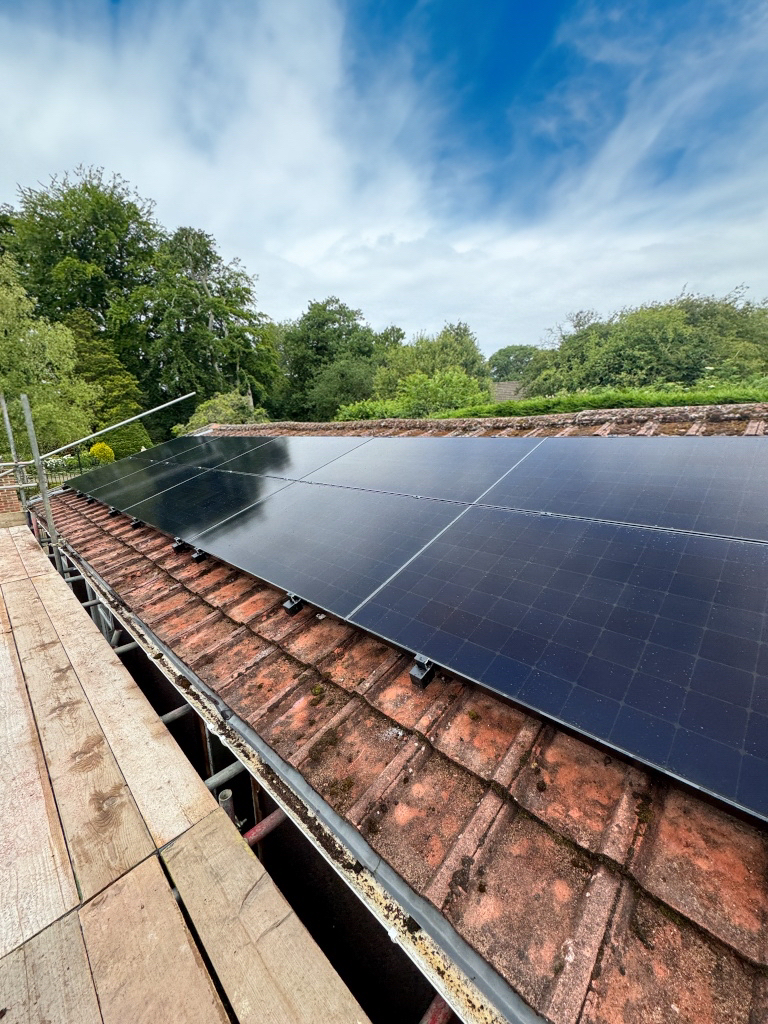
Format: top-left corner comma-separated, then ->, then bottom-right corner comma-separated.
488,344 -> 540,382
172,390 -> 267,436
109,226 -> 278,436
66,310 -> 152,458
7,167 -> 160,326
374,322 -> 488,399
275,297 -> 377,420
0,254 -> 100,455
520,293 -> 768,396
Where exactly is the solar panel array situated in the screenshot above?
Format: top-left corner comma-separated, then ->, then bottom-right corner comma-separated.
65,434 -> 768,822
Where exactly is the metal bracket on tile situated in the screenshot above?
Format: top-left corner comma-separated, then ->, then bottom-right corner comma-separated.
191,548 -> 208,562
410,653 -> 435,688
129,517 -> 143,529
171,536 -> 189,552
108,506 -> 119,516
282,593 -> 304,616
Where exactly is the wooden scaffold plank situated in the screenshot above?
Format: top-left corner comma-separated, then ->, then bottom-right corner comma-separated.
0,591 -> 78,958
0,913 -> 103,1024
163,808 -> 372,1024
30,571 -> 216,847
9,524 -> 56,579
79,855 -> 229,1024
3,577 -> 154,902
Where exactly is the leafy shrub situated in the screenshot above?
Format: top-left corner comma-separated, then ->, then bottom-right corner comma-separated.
89,441 -> 115,462
445,383 -> 768,419
172,391 -> 267,436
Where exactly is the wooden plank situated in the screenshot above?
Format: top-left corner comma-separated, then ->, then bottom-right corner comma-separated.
9,524 -> 55,579
30,571 -> 216,846
79,854 -> 228,1024
0,912 -> 103,1024
0,592 -> 78,959
163,808 -> 372,1024
0,528 -> 31,584
3,578 -> 154,901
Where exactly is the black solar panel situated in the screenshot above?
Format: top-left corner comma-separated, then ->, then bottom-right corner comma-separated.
64,433 -> 768,821
350,506 -> 768,817
65,449 -> 158,492
84,460 -> 210,508
153,436 -> 277,470
221,436 -> 372,480
194,482 -> 461,618
124,469 -> 293,539
481,436 -> 768,541
305,436 -> 543,502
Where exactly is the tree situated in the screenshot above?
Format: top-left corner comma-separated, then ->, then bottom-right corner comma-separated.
520,293 -> 768,397
109,227 -> 278,436
8,167 -> 160,325
172,390 -> 267,436
0,254 -> 100,456
66,310 -> 152,458
374,322 -> 488,399
275,297 -> 376,419
306,355 -> 376,421
488,344 -> 540,382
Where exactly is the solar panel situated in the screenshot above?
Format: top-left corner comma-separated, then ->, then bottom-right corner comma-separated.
305,436 -> 543,502
63,433 -> 768,821
220,436 -> 371,480
151,436 -> 278,470
350,505 -> 768,817
123,469 -> 293,539
481,436 -> 768,541
194,482 -> 461,618
84,461 -> 208,507
65,449 -> 158,492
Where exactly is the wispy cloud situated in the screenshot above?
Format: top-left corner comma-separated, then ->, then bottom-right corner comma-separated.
1,0 -> 767,353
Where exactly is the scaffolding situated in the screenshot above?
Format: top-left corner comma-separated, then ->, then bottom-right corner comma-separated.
0,390 -> 195,574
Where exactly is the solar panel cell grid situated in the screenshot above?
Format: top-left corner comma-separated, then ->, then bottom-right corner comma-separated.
481,436 -> 768,541
64,433 -> 768,821
350,505 -> 768,816
195,481 -> 462,618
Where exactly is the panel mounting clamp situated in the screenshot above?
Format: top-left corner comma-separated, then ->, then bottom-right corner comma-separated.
129,517 -> 144,529
282,593 -> 304,616
191,548 -> 208,563
171,536 -> 189,552
410,653 -> 435,688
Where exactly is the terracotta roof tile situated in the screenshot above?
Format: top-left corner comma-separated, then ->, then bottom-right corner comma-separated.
298,702 -> 414,817
365,664 -> 464,733
255,677 -> 354,763
316,633 -> 401,694
581,883 -> 758,1024
630,788 -> 768,965
510,727 -> 652,862
428,687 -> 540,783
360,747 -> 485,893
443,805 -> 612,1016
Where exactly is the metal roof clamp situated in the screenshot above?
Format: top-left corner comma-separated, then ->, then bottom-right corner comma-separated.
191,548 -> 208,562
129,517 -> 144,529
410,653 -> 435,688
282,593 -> 304,616
171,536 -> 189,552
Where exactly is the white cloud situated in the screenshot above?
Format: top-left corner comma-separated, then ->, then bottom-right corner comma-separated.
1,0 -> 767,354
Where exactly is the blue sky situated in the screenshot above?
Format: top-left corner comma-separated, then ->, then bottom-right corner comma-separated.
1,0 -> 767,353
